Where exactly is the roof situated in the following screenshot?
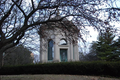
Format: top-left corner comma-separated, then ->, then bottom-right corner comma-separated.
38,15 -> 79,41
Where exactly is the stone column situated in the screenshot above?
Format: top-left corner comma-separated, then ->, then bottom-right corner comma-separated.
40,38 -> 44,63
70,43 -> 73,61
40,38 -> 48,63
74,44 -> 79,61
40,38 -> 42,63
54,35 -> 59,62
40,52 -> 44,63
66,42 -> 70,62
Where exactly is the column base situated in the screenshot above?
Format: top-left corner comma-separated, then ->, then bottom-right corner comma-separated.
53,60 -> 59,63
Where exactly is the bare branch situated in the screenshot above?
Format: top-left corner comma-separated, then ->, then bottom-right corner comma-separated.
0,4 -> 14,27
31,0 -> 35,10
12,0 -> 26,17
0,0 -> 119,57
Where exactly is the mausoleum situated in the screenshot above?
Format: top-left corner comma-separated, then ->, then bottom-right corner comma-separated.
39,15 -> 79,63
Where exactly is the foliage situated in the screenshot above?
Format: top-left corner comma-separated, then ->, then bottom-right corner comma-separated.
0,61 -> 120,78
112,36 -> 120,61
96,27 -> 117,61
85,41 -> 100,61
85,27 -> 120,61
79,52 -> 86,61
3,45 -> 33,66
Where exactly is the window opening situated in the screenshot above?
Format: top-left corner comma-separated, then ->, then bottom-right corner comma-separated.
48,40 -> 54,61
60,39 -> 67,45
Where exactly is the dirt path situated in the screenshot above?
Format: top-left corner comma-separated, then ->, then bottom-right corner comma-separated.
0,74 -> 119,80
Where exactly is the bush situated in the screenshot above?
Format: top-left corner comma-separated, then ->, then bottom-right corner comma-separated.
0,61 -> 120,77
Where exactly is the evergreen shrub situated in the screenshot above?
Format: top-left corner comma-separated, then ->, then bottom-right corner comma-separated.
0,61 -> 120,77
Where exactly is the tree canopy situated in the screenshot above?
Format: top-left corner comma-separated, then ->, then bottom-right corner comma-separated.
3,45 -> 33,66
82,27 -> 120,61
0,0 -> 120,67
84,27 -> 120,61
96,27 -> 116,61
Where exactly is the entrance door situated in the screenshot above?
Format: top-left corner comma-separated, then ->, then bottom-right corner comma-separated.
60,49 -> 67,62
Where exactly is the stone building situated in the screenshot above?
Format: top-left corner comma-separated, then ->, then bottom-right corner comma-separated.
39,15 -> 79,63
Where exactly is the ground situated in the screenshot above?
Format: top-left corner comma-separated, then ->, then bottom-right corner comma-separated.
0,75 -> 119,80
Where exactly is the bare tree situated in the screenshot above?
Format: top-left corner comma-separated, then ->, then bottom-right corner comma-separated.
0,0 -> 119,67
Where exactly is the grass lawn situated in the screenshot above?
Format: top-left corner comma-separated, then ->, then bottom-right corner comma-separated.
0,75 -> 119,80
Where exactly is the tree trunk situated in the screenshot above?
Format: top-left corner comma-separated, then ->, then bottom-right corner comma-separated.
0,51 -> 3,68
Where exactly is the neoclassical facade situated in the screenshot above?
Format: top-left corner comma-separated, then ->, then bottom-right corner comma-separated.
39,16 -> 79,63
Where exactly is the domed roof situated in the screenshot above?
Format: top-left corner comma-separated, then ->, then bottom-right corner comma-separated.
38,14 -> 79,40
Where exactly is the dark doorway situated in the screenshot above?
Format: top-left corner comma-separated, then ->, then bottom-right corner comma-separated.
60,49 -> 67,62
